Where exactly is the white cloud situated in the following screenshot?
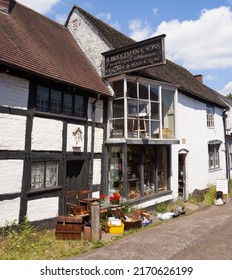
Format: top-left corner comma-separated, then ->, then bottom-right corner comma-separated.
55,13 -> 67,24
153,6 -> 232,70
152,8 -> 159,18
205,74 -> 215,81
129,18 -> 152,41
96,12 -> 112,21
221,81 -> 232,95
17,0 -> 60,14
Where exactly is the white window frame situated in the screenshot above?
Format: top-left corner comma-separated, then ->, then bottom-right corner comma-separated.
207,105 -> 215,128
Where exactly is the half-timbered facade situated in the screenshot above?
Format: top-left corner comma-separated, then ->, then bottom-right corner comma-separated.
0,0 -> 111,226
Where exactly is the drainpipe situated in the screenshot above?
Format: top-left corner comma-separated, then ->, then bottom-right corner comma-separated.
222,109 -> 230,184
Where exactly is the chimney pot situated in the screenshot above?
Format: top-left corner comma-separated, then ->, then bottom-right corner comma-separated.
0,0 -> 10,14
194,74 -> 203,83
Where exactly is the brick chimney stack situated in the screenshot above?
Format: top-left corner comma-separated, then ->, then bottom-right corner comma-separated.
0,0 -> 10,14
194,74 -> 203,84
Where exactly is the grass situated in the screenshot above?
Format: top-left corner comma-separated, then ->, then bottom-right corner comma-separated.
0,217 -> 109,260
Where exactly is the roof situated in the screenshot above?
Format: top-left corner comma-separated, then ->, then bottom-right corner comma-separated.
0,1 -> 111,96
73,5 -> 226,108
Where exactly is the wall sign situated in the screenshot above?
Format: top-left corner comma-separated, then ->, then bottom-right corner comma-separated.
102,34 -> 166,77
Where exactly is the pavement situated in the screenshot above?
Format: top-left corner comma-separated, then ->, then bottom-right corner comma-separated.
71,200 -> 232,260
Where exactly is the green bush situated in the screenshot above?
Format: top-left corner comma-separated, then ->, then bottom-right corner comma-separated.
203,185 -> 216,205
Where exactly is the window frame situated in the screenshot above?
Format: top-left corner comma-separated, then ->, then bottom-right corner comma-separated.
206,105 -> 215,128
31,161 -> 59,190
208,144 -> 220,169
34,84 -> 86,118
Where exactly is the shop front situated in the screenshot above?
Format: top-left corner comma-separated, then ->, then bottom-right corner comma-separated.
104,74 -> 179,201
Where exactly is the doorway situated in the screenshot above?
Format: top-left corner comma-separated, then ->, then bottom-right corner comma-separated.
178,150 -> 188,200
66,160 -> 88,191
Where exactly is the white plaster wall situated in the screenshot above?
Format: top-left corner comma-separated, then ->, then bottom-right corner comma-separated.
0,198 -> 20,227
93,159 -> 101,185
31,117 -> 63,151
88,97 -> 103,123
87,126 -> 92,153
0,160 -> 23,194
0,113 -> 26,150
0,73 -> 29,109
67,9 -> 110,74
66,124 -> 85,152
172,93 -> 226,196
27,197 -> 59,222
94,127 -> 104,153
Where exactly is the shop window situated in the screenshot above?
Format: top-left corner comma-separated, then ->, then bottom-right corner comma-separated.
31,161 -> 58,190
108,147 -> 123,191
107,145 -> 169,199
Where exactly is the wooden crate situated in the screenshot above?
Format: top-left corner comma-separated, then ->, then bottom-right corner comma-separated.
55,215 -> 84,240
122,219 -> 142,230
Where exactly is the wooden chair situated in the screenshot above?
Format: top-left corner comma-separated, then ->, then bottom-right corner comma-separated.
78,189 -> 99,212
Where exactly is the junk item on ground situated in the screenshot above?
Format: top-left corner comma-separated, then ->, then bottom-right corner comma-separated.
156,206 -> 186,221
214,191 -> 225,206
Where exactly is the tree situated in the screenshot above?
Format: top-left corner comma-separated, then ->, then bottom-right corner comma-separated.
226,93 -> 232,100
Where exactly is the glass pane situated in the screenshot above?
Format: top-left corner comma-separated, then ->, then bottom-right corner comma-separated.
150,85 -> 159,101
74,95 -> 84,117
46,162 -> 58,188
127,145 -> 140,198
108,147 -> 123,191
151,120 -> 160,138
112,80 -> 124,98
31,162 -> 44,189
110,119 -> 124,138
63,93 -> 73,115
144,146 -> 156,195
162,89 -> 175,139
157,146 -> 168,192
36,86 -> 49,112
50,89 -> 62,114
128,118 -> 138,138
139,83 -> 148,99
127,81 -> 137,98
113,99 -> 124,118
151,102 -> 159,119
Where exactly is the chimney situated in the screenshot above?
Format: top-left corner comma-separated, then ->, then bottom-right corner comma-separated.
0,0 -> 11,14
194,74 -> 203,83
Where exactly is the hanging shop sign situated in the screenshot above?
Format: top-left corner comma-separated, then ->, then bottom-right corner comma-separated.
102,34 -> 166,77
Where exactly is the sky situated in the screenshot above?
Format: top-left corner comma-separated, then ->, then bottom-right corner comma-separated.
16,0 -> 232,96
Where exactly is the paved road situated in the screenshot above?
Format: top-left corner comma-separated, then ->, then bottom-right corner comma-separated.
72,201 -> 232,260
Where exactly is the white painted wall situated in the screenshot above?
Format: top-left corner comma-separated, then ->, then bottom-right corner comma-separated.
0,160 -> 23,194
27,197 -> 59,222
31,117 -> 63,151
67,124 -> 85,152
0,73 -> 29,109
93,159 -> 101,185
0,113 -> 26,150
94,127 -> 104,153
67,9 -> 110,74
172,93 -> 226,197
88,98 -> 104,123
0,198 -> 21,226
